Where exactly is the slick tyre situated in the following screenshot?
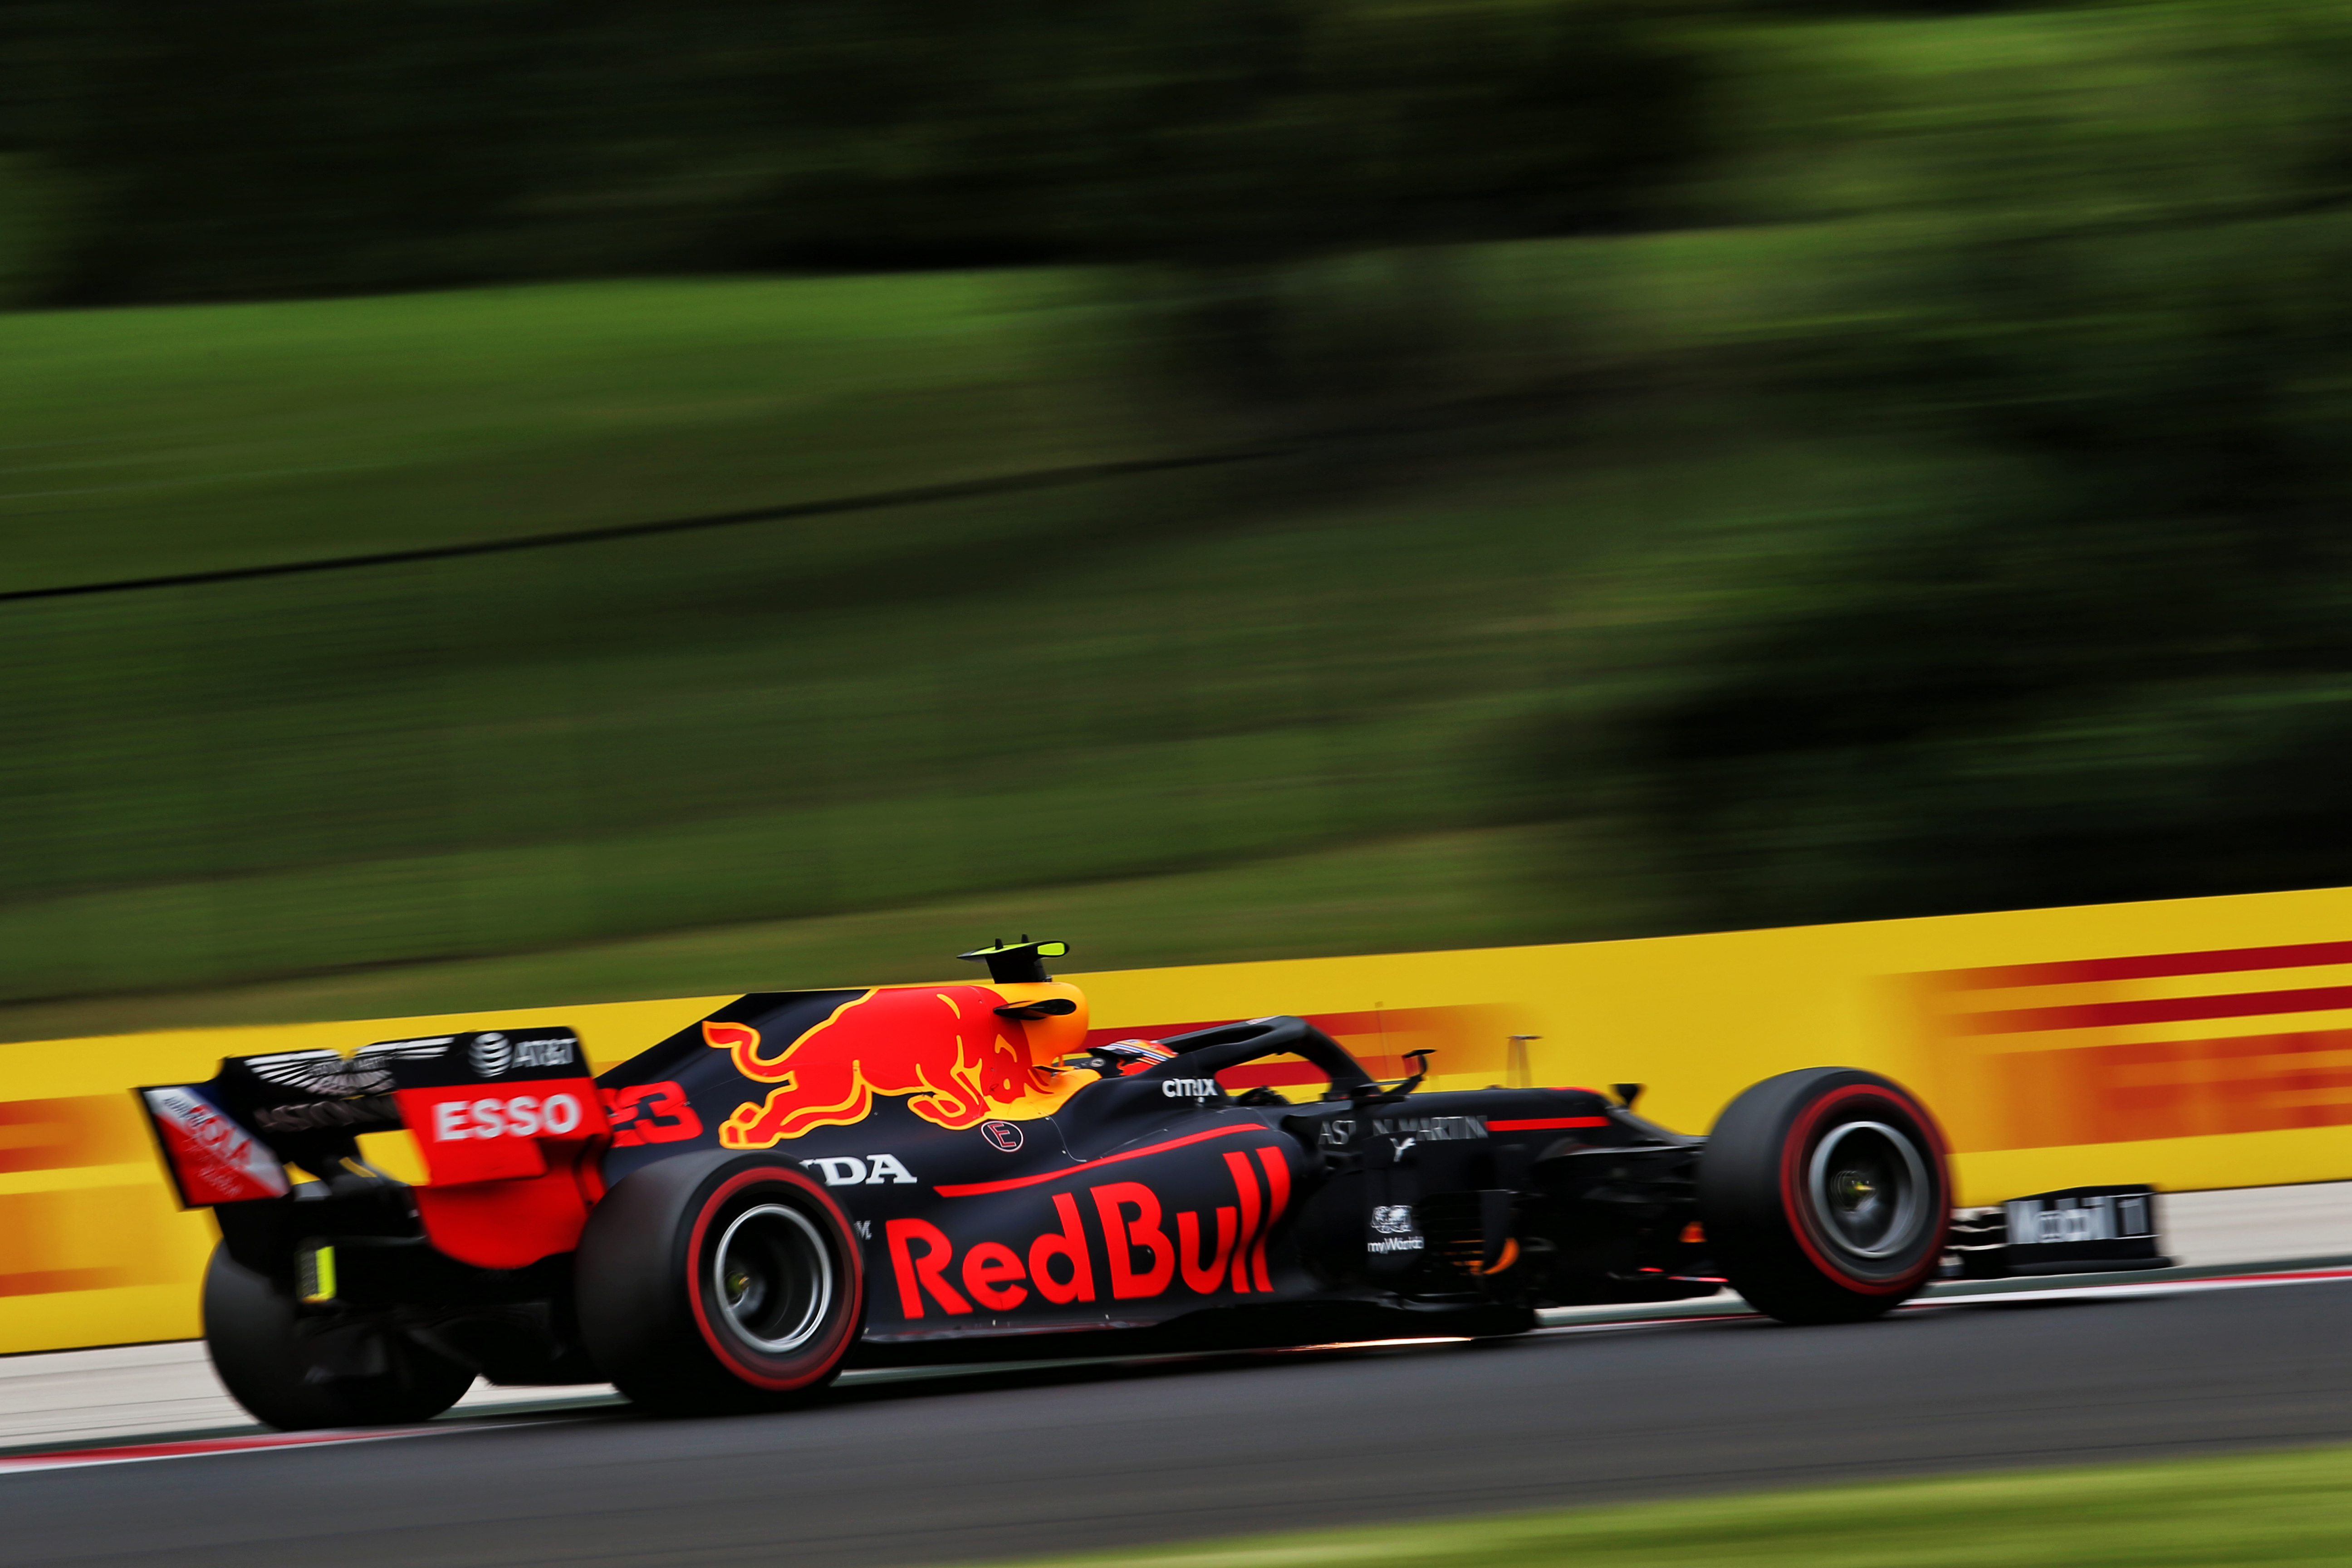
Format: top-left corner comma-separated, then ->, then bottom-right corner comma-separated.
576,1152 -> 863,1416
1697,1068 -> 1951,1325
202,1245 -> 475,1430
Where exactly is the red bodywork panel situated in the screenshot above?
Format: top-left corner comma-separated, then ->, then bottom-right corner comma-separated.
139,1086 -> 294,1207
393,1078 -> 611,1270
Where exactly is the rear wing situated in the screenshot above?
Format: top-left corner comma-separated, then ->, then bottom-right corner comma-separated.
136,1027 -> 612,1269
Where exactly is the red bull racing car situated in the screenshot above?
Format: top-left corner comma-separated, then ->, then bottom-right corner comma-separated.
138,939 -> 2166,1426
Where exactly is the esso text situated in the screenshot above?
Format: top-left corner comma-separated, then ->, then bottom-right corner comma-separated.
431,1093 -> 584,1142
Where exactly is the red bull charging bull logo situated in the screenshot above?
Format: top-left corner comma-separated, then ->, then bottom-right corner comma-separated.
707,987 -> 1044,1147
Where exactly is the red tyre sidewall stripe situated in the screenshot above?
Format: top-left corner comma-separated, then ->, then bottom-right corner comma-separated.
683,1166 -> 864,1391
1776,1083 -> 1951,1295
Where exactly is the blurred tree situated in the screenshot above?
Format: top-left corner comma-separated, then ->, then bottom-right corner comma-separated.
1537,0 -> 2352,929
4,0 -> 1699,307
1068,0 -> 1705,410
34,0 -> 551,299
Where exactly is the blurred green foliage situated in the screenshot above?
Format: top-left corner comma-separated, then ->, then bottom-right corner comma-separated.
1012,1441 -> 2352,1568
1542,0 -> 2352,928
3,0 -> 2352,1026
3,0 -> 1697,303
0,156 -> 68,307
0,265 -> 1846,1011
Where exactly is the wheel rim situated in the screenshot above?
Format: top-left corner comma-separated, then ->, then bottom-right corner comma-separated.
710,1203 -> 834,1355
1805,1120 -> 1929,1262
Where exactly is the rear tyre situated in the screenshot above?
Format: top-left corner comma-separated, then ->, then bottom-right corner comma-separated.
202,1245 -> 475,1430
576,1152 -> 863,1416
1697,1068 -> 1951,1325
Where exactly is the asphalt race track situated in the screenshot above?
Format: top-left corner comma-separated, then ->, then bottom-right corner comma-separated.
15,1279 -> 2352,1568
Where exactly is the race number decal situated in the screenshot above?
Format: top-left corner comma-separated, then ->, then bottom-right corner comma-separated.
604,1081 -> 703,1147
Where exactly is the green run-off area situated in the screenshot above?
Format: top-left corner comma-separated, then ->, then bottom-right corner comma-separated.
0,247 -> 1869,1032
1010,1444 -> 2352,1568
7,3 -> 2349,1036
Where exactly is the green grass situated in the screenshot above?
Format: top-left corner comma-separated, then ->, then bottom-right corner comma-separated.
0,245 -> 1939,1018
998,1444 -> 2352,1568
0,271 -> 1154,593
0,823 -> 1642,1043
0,4 -> 2320,1027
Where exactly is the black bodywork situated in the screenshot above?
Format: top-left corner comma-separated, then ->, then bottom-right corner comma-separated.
600,1004 -> 1723,1363
175,1000 -> 1730,1384
147,971 -> 2168,1392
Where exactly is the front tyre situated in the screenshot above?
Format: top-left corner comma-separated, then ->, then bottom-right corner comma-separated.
576,1152 -> 863,1416
202,1245 -> 474,1430
1697,1068 -> 1951,1325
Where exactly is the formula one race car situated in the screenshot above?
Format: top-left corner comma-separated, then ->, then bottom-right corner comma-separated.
137,940 -> 2167,1426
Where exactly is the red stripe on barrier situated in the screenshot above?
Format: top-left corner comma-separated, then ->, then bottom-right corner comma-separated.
1949,941 -> 2352,991
1955,984 -> 2352,1036
1218,1060 -> 1327,1089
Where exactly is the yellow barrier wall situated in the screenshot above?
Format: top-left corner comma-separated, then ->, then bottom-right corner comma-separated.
0,998 -> 722,1356
8,882 -> 2352,1355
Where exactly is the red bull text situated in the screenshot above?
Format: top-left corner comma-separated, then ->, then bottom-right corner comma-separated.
884,1145 -> 1293,1320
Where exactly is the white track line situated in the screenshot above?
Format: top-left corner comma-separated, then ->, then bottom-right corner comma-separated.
1920,1264 -> 2352,1308
7,1264 -> 2350,1475
1518,1264 -> 2352,1338
0,1421 -> 522,1475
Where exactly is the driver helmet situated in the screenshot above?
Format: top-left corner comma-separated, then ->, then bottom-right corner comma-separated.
1093,1038 -> 1176,1075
